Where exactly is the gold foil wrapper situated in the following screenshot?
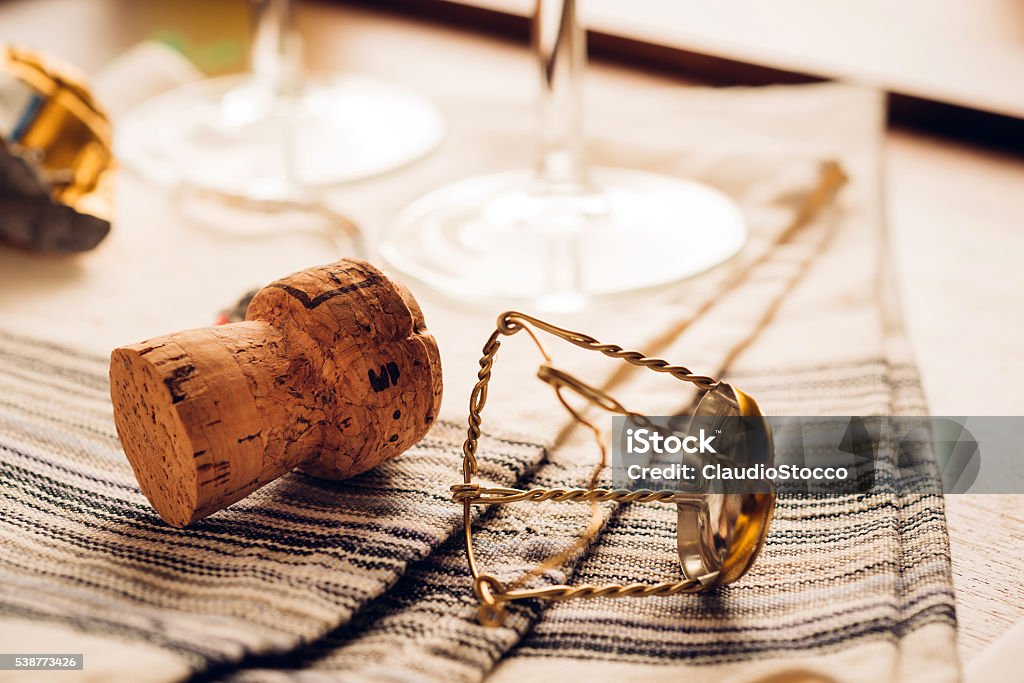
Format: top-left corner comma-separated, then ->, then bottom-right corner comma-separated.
0,45 -> 114,252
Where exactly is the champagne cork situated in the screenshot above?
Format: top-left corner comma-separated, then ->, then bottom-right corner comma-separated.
110,259 -> 443,527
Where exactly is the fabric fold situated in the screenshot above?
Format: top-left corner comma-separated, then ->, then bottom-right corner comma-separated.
0,329 -> 553,680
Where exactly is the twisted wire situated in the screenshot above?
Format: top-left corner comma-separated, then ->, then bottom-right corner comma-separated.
471,573 -> 718,625
459,311 -> 723,626
461,311 -> 714,479
499,311 -> 719,391
451,484 -> 694,505
462,330 -> 502,481
504,577 -> 714,601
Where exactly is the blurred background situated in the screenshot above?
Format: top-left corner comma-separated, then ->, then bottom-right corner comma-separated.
5,0 -> 1024,142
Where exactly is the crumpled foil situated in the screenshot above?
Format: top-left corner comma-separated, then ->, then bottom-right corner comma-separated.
0,45 -> 114,252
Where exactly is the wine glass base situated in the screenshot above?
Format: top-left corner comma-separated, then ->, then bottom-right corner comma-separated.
378,168 -> 746,310
116,74 -> 444,201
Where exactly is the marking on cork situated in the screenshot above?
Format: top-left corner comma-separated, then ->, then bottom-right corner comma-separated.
268,273 -> 381,309
368,362 -> 400,392
163,364 -> 195,404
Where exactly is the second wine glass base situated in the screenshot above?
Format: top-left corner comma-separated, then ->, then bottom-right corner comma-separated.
378,168 -> 746,310
116,73 -> 444,201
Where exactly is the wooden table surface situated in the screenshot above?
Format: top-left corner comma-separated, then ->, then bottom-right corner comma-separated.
449,0 -> 1024,120
1,0 -> 1022,668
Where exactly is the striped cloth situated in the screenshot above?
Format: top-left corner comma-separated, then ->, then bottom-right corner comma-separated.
0,339 -> 957,683
0,331 -> 550,681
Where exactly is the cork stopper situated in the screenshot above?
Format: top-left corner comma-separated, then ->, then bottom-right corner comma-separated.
110,259 -> 443,527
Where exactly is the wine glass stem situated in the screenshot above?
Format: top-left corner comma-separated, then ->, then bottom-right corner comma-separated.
251,0 -> 302,96
534,0 -> 587,189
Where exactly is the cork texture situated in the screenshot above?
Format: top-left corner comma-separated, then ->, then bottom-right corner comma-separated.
109,259 -> 443,527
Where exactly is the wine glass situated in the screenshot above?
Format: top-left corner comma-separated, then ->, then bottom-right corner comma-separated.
115,0 -> 444,202
378,0 -> 745,311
